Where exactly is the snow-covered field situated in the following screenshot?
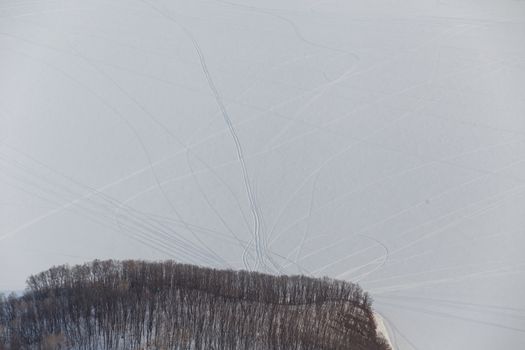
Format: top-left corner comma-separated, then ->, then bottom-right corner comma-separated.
1,0 -> 525,348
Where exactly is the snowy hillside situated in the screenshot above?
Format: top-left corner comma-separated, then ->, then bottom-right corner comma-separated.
1,0 -> 525,348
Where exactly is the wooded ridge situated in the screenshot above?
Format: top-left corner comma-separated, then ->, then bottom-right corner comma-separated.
0,260 -> 391,350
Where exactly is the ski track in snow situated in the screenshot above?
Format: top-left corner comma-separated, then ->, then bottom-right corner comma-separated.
138,0 -> 267,271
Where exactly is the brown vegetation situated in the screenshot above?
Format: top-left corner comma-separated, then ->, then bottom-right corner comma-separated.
0,260 -> 391,349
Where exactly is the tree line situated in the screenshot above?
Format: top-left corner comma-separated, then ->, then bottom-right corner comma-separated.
0,260 -> 391,349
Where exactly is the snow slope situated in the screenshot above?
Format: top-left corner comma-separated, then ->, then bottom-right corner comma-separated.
374,313 -> 395,350
1,0 -> 525,348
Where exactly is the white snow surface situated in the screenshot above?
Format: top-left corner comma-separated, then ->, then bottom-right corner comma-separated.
1,0 -> 525,348
374,313 -> 395,349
